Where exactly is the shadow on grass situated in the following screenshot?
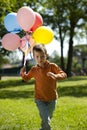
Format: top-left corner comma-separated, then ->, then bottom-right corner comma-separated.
0,79 -> 34,89
0,85 -> 87,99
0,90 -> 34,99
0,79 -> 34,99
0,77 -> 87,99
59,76 -> 87,82
58,84 -> 87,97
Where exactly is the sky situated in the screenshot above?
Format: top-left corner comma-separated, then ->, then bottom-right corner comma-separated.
45,39 -> 68,57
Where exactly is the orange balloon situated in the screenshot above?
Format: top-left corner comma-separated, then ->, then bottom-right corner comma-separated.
31,12 -> 43,31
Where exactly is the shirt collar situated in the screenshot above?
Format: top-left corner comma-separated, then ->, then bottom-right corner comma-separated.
37,60 -> 50,68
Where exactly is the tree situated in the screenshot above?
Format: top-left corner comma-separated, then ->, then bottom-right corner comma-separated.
37,0 -> 68,70
64,0 -> 87,76
73,44 -> 87,70
0,0 -> 87,77
37,0 -> 87,76
0,0 -> 18,67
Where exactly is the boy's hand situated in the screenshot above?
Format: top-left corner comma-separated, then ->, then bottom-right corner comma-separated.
20,66 -> 26,76
47,72 -> 67,80
47,72 -> 57,80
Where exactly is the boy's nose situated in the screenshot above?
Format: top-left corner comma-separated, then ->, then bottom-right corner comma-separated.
39,57 -> 43,62
39,57 -> 42,60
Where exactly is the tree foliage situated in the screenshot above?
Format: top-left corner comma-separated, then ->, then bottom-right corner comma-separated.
0,0 -> 87,77
73,44 -> 87,70
37,0 -> 87,76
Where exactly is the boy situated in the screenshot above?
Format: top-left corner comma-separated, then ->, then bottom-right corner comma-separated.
20,44 -> 67,130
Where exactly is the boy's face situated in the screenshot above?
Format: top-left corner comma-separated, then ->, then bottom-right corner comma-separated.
33,50 -> 47,67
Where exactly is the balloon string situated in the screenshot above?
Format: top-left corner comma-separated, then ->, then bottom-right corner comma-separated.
28,42 -> 33,60
23,41 -> 33,66
30,51 -> 33,59
24,53 -> 26,66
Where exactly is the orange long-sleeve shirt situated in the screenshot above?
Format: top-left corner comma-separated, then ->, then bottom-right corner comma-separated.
21,61 -> 67,101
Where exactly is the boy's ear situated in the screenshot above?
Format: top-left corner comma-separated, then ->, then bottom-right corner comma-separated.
46,53 -> 49,59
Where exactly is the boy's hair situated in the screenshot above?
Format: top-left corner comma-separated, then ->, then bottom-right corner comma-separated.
33,44 -> 47,55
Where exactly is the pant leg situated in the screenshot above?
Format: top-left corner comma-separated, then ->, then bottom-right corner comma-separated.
47,100 -> 56,119
35,100 -> 51,130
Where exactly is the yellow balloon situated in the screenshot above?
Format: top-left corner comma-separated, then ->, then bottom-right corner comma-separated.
32,26 -> 54,44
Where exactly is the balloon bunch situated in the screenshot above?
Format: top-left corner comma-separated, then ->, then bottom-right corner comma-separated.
1,6 -> 54,66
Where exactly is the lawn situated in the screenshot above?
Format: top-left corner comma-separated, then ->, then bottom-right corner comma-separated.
0,76 -> 87,130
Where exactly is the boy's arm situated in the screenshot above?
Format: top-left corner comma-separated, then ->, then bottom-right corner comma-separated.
20,66 -> 32,81
20,66 -> 27,81
47,64 -> 67,80
20,66 -> 26,76
47,71 -> 67,80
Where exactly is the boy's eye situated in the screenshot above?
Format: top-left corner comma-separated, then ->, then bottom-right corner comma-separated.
36,56 -> 39,58
41,56 -> 45,58
36,55 -> 45,59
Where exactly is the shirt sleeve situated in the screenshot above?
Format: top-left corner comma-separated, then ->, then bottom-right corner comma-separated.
51,63 -> 67,80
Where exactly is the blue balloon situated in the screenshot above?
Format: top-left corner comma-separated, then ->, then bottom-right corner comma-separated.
4,12 -> 22,33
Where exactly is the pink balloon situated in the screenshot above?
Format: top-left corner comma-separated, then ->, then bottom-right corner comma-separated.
17,6 -> 35,31
2,33 -> 20,51
31,12 -> 43,31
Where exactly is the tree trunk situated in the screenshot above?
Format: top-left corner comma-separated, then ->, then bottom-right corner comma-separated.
66,28 -> 74,77
58,24 -> 65,70
82,58 -> 86,69
22,52 -> 25,67
61,40 -> 65,70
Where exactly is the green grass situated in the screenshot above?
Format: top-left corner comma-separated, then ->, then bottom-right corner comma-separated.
0,76 -> 87,130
